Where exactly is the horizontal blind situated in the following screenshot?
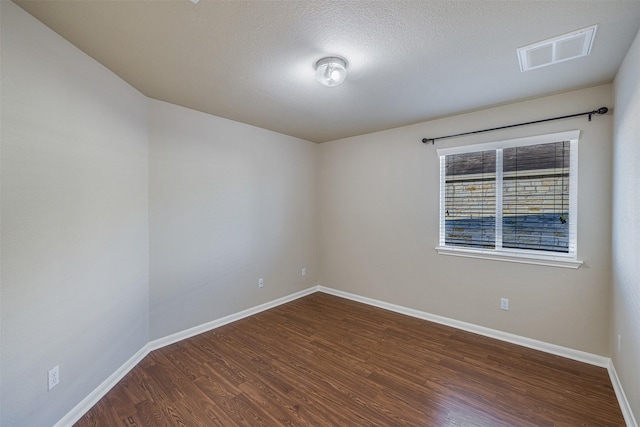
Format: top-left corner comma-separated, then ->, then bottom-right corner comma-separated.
502,141 -> 570,253
438,132 -> 578,258
443,150 -> 496,249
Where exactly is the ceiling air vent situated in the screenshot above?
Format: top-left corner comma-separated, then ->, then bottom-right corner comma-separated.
517,25 -> 597,72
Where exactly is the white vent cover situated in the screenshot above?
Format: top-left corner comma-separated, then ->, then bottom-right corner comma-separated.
517,25 -> 597,72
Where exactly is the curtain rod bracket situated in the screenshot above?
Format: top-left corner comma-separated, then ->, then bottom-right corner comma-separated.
422,106 -> 608,145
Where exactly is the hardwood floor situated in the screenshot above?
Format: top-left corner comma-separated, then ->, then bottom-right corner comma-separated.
75,292 -> 625,426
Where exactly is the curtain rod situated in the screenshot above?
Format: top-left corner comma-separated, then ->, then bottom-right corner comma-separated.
421,107 -> 609,145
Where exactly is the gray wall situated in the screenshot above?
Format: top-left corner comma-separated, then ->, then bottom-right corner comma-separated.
1,2 -> 149,426
612,27 -> 640,423
0,3 -> 319,425
2,0 -> 637,425
148,100 -> 318,340
319,84 -> 613,356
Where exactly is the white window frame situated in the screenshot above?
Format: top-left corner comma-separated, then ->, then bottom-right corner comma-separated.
436,130 -> 583,269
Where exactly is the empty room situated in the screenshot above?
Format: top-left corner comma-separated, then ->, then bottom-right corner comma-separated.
2,1 -> 640,426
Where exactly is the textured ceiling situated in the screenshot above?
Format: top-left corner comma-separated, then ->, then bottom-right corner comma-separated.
13,0 -> 640,143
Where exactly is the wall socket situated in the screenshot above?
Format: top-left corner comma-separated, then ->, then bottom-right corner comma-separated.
48,365 -> 60,390
258,277 -> 264,288
500,298 -> 510,311
301,267 -> 306,277
617,334 -> 622,354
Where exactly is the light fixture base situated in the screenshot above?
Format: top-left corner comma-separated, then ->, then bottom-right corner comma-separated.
315,56 -> 348,87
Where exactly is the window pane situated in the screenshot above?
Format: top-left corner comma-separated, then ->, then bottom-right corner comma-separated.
502,141 -> 569,253
444,151 -> 496,249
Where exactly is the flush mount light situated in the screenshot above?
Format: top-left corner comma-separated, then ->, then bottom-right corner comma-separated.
315,56 -> 348,87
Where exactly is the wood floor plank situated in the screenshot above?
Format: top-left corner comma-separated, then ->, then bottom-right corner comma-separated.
74,292 -> 625,426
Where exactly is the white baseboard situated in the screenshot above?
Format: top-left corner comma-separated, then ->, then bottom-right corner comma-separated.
53,344 -> 151,427
147,286 -> 318,351
318,286 -> 609,367
608,359 -> 638,427
55,285 -> 636,427
317,286 -> 640,426
53,285 -> 318,427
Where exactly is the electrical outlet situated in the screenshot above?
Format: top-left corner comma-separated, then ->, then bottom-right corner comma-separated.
500,298 -> 510,311
618,334 -> 622,354
48,365 -> 60,390
301,267 -> 306,277
258,277 -> 264,288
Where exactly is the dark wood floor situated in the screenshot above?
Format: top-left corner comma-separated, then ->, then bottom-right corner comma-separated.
75,292 -> 624,426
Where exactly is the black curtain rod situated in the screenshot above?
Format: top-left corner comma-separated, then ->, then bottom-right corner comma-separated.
421,107 -> 609,145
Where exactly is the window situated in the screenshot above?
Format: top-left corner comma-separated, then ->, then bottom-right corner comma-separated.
436,130 -> 582,268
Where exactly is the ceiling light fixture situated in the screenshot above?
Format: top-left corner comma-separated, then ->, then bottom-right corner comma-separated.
315,56 -> 348,87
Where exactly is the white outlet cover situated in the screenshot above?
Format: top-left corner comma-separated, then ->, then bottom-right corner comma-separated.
500,298 -> 510,311
258,278 -> 264,288
302,267 -> 306,277
48,365 -> 60,390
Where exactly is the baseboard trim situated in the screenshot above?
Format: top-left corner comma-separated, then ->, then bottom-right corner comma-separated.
53,344 -> 151,427
55,285 -> 636,427
318,286 -> 640,425
147,286 -> 318,351
317,286 -> 609,368
53,286 -> 318,427
320,287 -> 637,426
608,359 -> 638,427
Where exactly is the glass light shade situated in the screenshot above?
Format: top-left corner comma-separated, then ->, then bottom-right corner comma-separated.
315,57 -> 347,87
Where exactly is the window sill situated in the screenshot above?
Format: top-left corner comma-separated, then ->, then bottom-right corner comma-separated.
435,246 -> 583,269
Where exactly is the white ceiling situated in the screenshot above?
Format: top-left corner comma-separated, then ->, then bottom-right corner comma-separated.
14,0 -> 640,143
